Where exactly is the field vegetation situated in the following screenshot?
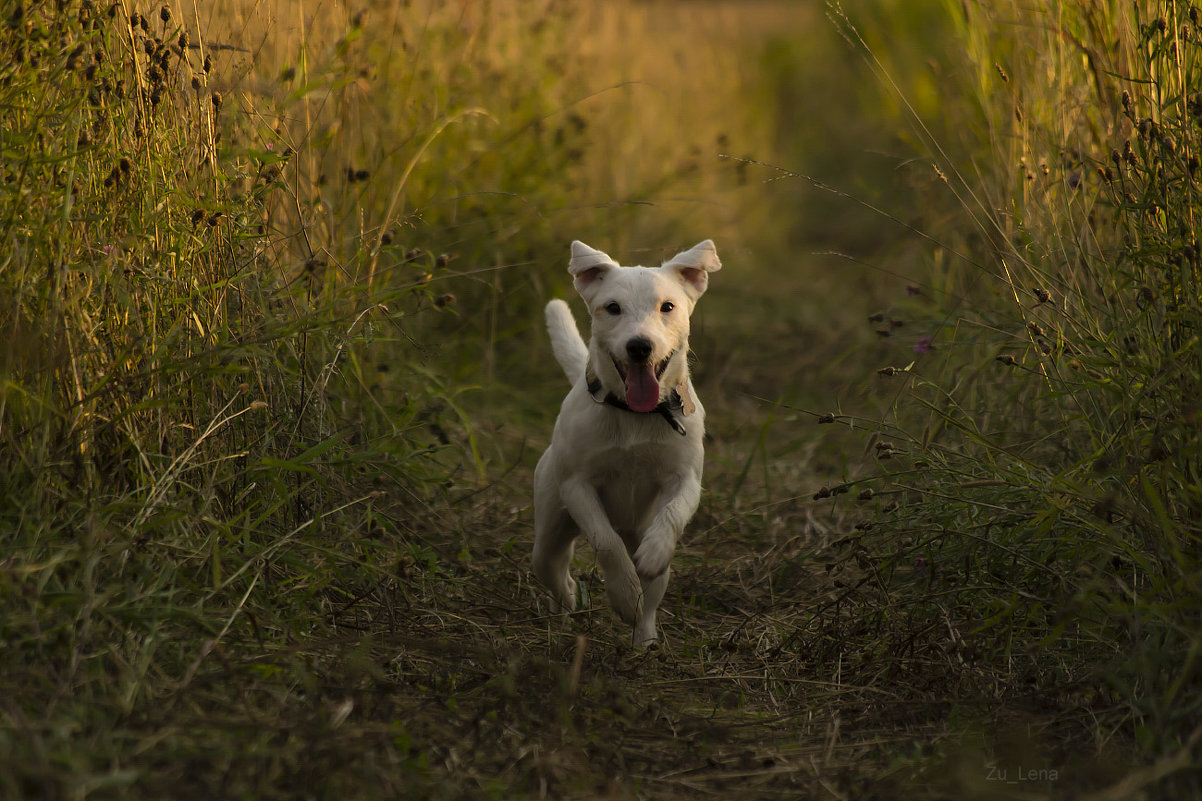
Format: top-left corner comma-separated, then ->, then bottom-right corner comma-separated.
2,0 -> 1200,798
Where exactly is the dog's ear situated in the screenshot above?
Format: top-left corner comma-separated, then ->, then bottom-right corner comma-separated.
568,240 -> 618,292
665,240 -> 721,299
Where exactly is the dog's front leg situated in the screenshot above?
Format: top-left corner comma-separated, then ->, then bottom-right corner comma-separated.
633,470 -> 701,581
559,477 -> 644,626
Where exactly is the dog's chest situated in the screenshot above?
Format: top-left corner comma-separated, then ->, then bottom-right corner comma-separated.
585,442 -> 674,530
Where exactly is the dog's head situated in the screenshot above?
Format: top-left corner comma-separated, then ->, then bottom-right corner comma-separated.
568,240 -> 721,413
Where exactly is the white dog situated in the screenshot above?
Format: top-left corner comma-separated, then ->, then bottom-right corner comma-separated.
533,239 -> 721,647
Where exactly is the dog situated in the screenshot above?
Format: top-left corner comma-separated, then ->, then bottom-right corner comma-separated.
533,239 -> 721,647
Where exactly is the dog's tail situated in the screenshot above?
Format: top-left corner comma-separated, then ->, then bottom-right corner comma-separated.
545,299 -> 588,384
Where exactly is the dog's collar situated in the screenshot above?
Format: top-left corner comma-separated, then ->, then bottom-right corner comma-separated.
585,362 -> 689,437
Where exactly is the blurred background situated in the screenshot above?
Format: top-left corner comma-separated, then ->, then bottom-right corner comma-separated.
179,0 -> 952,418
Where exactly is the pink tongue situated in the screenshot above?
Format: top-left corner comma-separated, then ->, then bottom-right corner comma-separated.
625,363 -> 661,413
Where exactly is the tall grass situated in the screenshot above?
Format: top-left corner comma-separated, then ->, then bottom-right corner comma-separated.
811,0 -> 1202,794
0,2 -> 461,795
9,0 -> 1198,796
0,2 -> 824,797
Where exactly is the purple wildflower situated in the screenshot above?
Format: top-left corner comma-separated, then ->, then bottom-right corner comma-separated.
913,335 -> 934,354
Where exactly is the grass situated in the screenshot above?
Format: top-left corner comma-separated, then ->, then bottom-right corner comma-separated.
2,0 -> 1200,798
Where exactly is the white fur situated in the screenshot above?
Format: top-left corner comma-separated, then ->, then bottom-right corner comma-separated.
533,239 -> 721,647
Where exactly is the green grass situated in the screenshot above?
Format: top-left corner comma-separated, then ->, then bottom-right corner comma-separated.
804,0 -> 1202,795
2,0 -> 1200,798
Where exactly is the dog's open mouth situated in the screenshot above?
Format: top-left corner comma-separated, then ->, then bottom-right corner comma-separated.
613,352 -> 673,414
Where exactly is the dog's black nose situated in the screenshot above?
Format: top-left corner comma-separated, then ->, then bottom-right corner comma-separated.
626,337 -> 653,363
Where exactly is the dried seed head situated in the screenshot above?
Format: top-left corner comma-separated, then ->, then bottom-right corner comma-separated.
434,293 -> 456,308
191,75 -> 200,90
1189,94 -> 1202,120
875,441 -> 894,452
867,311 -> 885,323
207,211 -> 223,226
67,43 -> 86,70
191,208 -> 205,226
210,91 -> 222,110
1034,288 -> 1052,303
1027,320 -> 1044,336
119,156 -> 131,173
1121,89 -> 1131,112
178,30 -> 188,50
996,354 -> 1017,366
380,230 -> 393,245
817,412 -> 836,424
857,488 -> 875,501
877,366 -> 898,377
435,253 -> 454,268
813,487 -> 831,500
404,248 -> 425,263
139,13 -> 148,31
995,63 -> 1009,82
203,53 -> 211,73
160,5 -> 170,24
354,168 -> 369,181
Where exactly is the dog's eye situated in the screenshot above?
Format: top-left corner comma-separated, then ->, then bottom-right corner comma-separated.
605,302 -> 621,315
660,301 -> 674,313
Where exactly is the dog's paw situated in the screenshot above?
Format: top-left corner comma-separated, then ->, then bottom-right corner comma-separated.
633,537 -> 674,580
548,577 -> 578,613
596,546 -> 643,625
562,576 -> 579,611
633,622 -> 659,650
